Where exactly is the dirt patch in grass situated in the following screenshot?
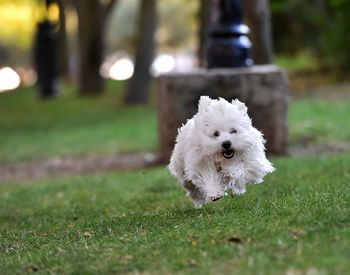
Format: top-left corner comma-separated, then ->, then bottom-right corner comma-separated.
288,143 -> 349,158
0,153 -> 161,182
1,143 -> 349,182
290,75 -> 350,100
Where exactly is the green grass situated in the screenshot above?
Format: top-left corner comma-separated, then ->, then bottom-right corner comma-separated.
275,52 -> 319,73
0,81 -> 158,163
1,154 -> 350,274
289,98 -> 350,145
1,81 -> 350,273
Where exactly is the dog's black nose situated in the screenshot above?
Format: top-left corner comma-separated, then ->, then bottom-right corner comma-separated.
222,141 -> 231,149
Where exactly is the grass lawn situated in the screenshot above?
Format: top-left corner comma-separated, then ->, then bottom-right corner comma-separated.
289,98 -> 350,145
0,81 -> 158,163
1,154 -> 349,274
1,81 -> 350,274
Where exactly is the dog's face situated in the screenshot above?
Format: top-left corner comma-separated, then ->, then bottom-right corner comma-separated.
193,96 -> 253,159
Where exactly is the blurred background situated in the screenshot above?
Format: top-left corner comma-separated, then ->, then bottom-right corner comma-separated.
1,0 -> 349,96
0,0 -> 350,170
1,2 -> 350,271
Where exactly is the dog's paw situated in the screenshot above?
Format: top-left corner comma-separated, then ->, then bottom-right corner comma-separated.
195,203 -> 204,209
209,195 -> 223,202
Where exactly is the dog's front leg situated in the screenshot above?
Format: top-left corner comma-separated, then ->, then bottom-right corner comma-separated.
198,168 -> 225,202
226,161 -> 247,195
182,180 -> 208,208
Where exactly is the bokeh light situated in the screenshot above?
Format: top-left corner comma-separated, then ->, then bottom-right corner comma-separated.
151,54 -> 176,76
108,57 -> 134,80
0,67 -> 21,92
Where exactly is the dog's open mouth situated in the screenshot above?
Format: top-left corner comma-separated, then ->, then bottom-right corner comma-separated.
222,149 -> 235,159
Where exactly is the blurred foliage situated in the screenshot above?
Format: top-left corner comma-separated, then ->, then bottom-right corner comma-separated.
157,0 -> 198,52
271,0 -> 350,70
105,0 -> 198,55
0,0 -> 199,67
0,1 -> 38,50
105,0 -> 139,54
0,0 -> 60,66
1,0 -> 350,72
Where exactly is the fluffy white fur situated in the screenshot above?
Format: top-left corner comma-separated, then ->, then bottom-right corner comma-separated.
169,96 -> 275,208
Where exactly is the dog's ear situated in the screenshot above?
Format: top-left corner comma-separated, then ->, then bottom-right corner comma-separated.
232,99 -> 248,113
198,96 -> 211,113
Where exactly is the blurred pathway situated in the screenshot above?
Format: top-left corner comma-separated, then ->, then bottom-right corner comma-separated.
0,153 -> 162,182
0,143 -> 348,182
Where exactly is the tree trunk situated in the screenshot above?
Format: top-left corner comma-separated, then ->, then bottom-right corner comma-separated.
243,0 -> 274,64
124,0 -> 157,104
73,0 -> 118,96
57,0 -> 70,79
197,0 -> 211,68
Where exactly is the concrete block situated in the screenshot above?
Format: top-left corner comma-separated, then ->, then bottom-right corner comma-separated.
157,65 -> 289,162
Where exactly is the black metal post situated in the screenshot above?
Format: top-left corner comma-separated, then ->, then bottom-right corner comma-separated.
33,0 -> 59,99
207,0 -> 252,68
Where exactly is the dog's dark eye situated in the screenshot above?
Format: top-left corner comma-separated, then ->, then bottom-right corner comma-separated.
230,129 -> 237,134
213,131 -> 220,138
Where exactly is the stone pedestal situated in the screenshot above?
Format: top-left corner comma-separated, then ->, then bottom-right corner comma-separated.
157,65 -> 289,162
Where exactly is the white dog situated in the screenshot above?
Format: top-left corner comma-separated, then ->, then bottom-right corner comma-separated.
169,96 -> 275,208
